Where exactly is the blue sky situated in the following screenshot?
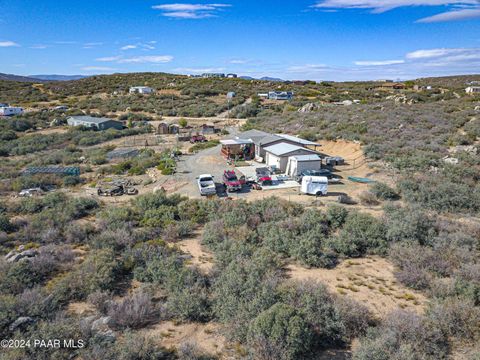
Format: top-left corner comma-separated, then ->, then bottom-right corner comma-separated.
0,0 -> 479,80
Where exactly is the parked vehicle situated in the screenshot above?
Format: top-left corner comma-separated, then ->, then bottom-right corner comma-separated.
190,135 -> 207,143
295,169 -> 333,183
18,188 -> 43,197
197,174 -> 217,196
223,170 -> 243,192
325,156 -> 345,166
301,176 -> 328,196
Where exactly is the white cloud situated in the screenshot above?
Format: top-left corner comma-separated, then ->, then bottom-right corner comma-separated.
118,55 -> 174,63
406,48 -> 469,59
313,1 -> 478,13
174,67 -> 226,73
0,41 -> 19,47
152,3 -> 231,19
81,66 -> 117,72
121,45 -> 137,50
354,59 -> 405,66
83,42 -> 103,49
229,59 -> 247,64
288,64 -> 328,72
417,7 -> 480,22
30,44 -> 48,49
96,54 -> 173,63
96,55 -> 123,62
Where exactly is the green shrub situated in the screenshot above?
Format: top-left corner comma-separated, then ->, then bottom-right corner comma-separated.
370,182 -> 399,200
248,303 -> 314,360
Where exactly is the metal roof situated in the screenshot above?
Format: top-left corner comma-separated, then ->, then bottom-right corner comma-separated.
291,154 -> 321,162
264,142 -> 317,157
68,116 -> 117,124
275,134 -> 319,146
237,129 -> 272,144
23,166 -> 80,176
221,139 -> 253,145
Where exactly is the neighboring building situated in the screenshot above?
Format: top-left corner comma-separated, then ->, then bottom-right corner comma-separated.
67,116 -> 124,130
226,73 -> 238,78
157,122 -> 169,134
0,103 -> 8,107
286,154 -> 322,177
268,91 -> 294,100
263,143 -> 319,172
466,86 -> 480,94
129,86 -> 154,94
257,93 -> 269,99
220,138 -> 255,160
199,123 -> 216,135
202,73 -> 225,78
227,91 -> 236,99
0,106 -> 24,116
413,85 -> 432,91
106,148 -> 140,160
375,82 -> 405,90
23,166 -> 80,176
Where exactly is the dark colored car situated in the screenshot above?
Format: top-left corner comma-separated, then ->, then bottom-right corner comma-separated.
295,169 -> 333,183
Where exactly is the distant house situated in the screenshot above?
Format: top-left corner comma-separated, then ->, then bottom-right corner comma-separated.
257,93 -> 269,99
263,143 -> 319,172
0,106 -> 24,116
413,85 -> 432,91
67,116 -> 124,130
226,73 -> 238,78
202,73 -> 225,78
227,91 -> 236,99
268,91 -> 294,100
376,82 -> 405,90
466,86 -> 480,94
129,86 -> 154,94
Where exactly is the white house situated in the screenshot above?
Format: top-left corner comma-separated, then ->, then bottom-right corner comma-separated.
0,106 -> 24,116
263,143 -> 318,172
466,86 -> 480,94
129,86 -> 154,94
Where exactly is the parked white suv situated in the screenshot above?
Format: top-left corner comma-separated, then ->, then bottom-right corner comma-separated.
197,174 -> 217,196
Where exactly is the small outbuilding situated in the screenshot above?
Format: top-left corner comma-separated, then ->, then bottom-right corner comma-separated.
220,138 -> 255,160
286,154 -> 322,177
23,166 -> 80,176
0,106 -> 24,116
157,122 -> 169,134
264,143 -> 319,173
227,91 -> 236,99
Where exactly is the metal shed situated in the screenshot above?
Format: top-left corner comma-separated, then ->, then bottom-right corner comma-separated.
23,166 -> 80,176
286,154 -> 322,177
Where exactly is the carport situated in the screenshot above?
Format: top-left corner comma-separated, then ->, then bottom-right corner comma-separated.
220,138 -> 254,160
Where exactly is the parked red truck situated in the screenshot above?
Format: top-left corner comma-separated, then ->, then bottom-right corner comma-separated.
223,170 -> 243,192
190,135 -> 207,143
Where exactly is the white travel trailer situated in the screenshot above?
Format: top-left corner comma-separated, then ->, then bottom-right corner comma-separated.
0,106 -> 24,116
129,86 -> 154,94
301,176 -> 328,196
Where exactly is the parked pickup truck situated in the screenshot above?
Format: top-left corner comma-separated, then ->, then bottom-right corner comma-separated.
223,170 -> 243,192
190,135 -> 207,143
197,174 -> 217,196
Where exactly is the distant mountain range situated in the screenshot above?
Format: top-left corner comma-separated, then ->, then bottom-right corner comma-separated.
29,74 -> 88,81
0,73 -> 89,82
0,73 -> 46,82
240,76 -> 285,82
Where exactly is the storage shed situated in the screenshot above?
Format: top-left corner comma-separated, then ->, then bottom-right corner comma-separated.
157,122 -> 169,134
264,143 -> 318,173
286,155 -> 322,177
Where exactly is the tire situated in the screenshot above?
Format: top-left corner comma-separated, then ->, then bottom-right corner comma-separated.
316,191 -> 323,197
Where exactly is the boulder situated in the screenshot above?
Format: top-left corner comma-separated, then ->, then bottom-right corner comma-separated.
20,249 -> 38,258
7,253 -> 25,263
5,250 -> 18,260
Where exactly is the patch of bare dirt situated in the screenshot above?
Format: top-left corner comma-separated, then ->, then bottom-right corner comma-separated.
178,230 -> 214,274
139,321 -> 226,358
286,256 -> 428,318
67,302 -> 95,316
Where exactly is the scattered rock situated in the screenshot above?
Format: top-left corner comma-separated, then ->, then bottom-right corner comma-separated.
91,316 -> 112,333
298,103 -> 319,113
9,317 -> 34,331
443,156 -> 459,165
7,253 -> 25,263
